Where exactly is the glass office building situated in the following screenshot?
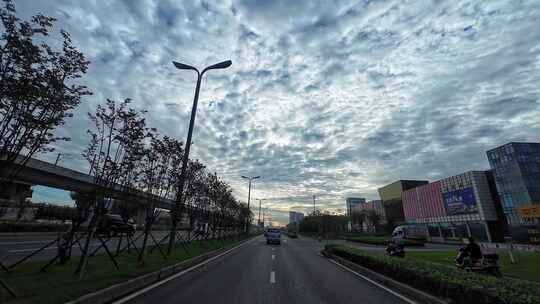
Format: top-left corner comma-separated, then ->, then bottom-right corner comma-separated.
487,142 -> 540,242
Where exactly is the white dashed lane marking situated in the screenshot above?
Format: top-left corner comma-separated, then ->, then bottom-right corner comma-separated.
270,271 -> 276,284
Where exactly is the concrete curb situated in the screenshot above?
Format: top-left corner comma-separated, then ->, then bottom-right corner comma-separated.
323,251 -> 449,304
66,237 -> 254,304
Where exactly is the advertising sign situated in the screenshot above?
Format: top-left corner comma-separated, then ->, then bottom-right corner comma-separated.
518,205 -> 540,218
443,187 -> 478,215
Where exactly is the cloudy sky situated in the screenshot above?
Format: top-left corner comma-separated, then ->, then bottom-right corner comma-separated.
17,0 -> 540,225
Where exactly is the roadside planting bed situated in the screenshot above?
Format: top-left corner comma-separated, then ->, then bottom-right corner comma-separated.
324,244 -> 540,304
0,236 -> 247,304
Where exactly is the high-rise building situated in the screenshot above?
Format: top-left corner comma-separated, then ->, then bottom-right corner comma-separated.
402,171 -> 505,242
346,197 -> 365,216
289,211 -> 305,225
378,180 -> 428,225
487,142 -> 540,242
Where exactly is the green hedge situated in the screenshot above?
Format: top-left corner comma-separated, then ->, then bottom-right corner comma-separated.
346,236 -> 425,247
0,222 -> 70,233
324,245 -> 540,304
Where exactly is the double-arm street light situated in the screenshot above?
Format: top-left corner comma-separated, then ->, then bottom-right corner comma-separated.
242,175 -> 260,232
167,59 -> 232,254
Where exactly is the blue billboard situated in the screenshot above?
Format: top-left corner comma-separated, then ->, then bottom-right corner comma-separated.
443,187 -> 478,215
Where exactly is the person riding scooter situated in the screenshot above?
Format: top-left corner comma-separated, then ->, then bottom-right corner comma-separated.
386,228 -> 405,257
455,237 -> 482,266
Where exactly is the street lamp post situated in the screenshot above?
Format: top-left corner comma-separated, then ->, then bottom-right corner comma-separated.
242,175 -> 260,233
167,59 -> 232,255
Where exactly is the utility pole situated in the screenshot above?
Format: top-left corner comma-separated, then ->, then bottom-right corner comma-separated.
313,195 -> 316,213
257,198 -> 265,227
241,175 -> 260,234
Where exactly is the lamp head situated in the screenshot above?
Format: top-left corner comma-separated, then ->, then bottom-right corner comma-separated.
172,61 -> 196,70
206,60 -> 232,70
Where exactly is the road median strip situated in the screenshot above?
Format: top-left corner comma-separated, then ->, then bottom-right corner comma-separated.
323,250 -> 443,304
322,244 -> 540,304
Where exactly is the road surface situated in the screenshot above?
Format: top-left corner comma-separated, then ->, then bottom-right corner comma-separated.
120,235 -> 411,304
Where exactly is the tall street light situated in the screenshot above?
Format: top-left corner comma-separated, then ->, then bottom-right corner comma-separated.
167,59 -> 232,255
242,175 -> 260,233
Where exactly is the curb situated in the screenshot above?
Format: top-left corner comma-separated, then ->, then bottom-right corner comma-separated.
66,237 -> 254,304
323,251 -> 449,304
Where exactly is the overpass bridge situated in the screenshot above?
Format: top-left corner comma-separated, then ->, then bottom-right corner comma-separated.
0,155 -> 175,210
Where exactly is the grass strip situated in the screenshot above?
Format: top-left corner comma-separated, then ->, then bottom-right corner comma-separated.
0,236 -> 247,304
324,244 -> 540,304
406,250 -> 540,283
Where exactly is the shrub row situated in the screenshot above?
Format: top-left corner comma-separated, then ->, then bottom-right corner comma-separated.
324,245 -> 540,304
346,236 -> 425,247
0,222 -> 70,233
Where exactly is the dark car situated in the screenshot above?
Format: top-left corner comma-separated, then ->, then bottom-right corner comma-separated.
95,214 -> 136,237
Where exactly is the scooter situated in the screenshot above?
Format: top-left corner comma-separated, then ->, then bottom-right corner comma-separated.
455,247 -> 502,277
386,241 -> 405,258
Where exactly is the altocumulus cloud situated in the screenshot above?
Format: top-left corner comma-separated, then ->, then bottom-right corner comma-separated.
17,0 -> 540,225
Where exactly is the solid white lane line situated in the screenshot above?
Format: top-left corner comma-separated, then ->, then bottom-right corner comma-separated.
270,271 -> 276,283
272,254 -> 275,260
112,237 -> 258,304
327,259 -> 417,304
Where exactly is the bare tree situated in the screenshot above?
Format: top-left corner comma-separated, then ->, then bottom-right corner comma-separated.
0,0 -> 91,182
351,209 -> 367,233
366,209 -> 381,232
137,135 -> 183,263
76,98 -> 147,276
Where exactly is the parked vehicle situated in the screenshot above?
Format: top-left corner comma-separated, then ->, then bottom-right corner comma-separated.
392,225 -> 427,242
266,228 -> 281,245
95,214 -> 136,237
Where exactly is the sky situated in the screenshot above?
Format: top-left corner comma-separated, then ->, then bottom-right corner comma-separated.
15,0 -> 540,225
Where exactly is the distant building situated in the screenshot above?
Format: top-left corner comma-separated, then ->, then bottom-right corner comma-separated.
289,211 -> 305,225
351,200 -> 386,231
346,197 -> 365,216
402,171 -> 505,242
487,142 -> 540,242
378,180 -> 428,225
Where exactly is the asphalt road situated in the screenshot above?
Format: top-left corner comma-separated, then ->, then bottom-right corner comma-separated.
0,231 -> 175,265
121,235 -> 411,304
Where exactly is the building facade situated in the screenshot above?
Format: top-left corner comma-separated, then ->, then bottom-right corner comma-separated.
351,200 -> 387,231
402,171 -> 504,242
487,142 -> 540,242
346,197 -> 366,216
378,180 -> 428,225
289,211 -> 305,225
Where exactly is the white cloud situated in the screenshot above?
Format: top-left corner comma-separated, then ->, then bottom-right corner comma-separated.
15,0 -> 540,225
